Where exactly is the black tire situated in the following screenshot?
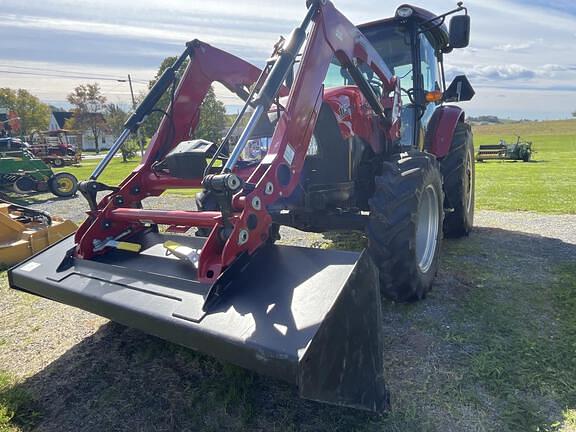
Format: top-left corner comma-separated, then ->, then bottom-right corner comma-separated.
13,176 -> 36,194
367,152 -> 444,302
48,172 -> 78,197
440,122 -> 475,238
51,158 -> 64,168
522,151 -> 531,162
195,190 -> 218,237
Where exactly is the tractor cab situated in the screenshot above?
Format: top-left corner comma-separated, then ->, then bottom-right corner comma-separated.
360,4 -> 473,149
324,4 -> 473,151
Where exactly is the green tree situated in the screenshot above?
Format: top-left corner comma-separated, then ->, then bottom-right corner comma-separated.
194,86 -> 227,143
140,56 -> 226,143
104,103 -> 138,162
140,56 -> 188,139
572,110 -> 576,118
0,88 -> 50,135
67,83 -> 107,153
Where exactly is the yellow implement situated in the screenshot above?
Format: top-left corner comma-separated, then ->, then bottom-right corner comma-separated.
0,201 -> 77,267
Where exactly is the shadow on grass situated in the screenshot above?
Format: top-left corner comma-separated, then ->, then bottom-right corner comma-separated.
4,227 -> 576,432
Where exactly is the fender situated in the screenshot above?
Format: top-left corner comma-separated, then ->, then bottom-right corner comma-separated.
425,105 -> 465,159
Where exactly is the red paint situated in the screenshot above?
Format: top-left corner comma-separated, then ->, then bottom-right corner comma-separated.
324,87 -> 377,145
426,105 -> 464,158
110,209 -> 222,227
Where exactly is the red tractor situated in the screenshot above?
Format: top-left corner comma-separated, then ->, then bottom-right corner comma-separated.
28,129 -> 81,167
10,1 -> 474,412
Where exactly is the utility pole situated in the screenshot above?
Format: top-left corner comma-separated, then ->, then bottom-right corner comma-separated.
118,74 -> 145,158
127,74 -> 145,158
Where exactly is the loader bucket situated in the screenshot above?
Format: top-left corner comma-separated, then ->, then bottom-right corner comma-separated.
8,231 -> 389,412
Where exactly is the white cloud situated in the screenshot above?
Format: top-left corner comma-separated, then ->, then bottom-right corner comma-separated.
447,63 -> 576,82
494,39 -> 541,52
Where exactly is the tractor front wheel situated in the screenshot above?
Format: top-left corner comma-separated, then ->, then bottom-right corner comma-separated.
367,152 -> 444,302
48,172 -> 78,197
440,122 -> 475,238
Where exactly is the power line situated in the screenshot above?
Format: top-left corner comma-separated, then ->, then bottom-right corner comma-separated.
0,64 -> 138,80
0,69 -> 148,84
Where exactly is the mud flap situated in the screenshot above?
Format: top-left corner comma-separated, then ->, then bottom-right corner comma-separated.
8,232 -> 389,412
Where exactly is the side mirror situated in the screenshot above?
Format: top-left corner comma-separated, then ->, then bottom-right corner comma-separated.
449,15 -> 470,48
444,75 -> 475,102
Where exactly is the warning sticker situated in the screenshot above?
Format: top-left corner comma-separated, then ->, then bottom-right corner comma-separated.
283,144 -> 295,166
20,261 -> 41,272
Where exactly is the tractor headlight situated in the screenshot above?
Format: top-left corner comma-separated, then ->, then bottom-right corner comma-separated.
396,6 -> 414,18
240,137 -> 271,162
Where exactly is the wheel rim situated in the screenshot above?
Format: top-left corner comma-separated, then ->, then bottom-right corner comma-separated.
415,184 -> 439,273
465,149 -> 473,214
57,177 -> 74,193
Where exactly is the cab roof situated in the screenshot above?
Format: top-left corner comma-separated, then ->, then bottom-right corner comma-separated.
358,4 -> 450,51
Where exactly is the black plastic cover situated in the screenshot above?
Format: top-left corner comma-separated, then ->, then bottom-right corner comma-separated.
164,139 -> 217,179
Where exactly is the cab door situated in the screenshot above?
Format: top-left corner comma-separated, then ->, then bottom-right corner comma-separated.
416,32 -> 442,149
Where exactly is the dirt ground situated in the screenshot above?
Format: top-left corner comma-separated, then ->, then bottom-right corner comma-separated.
1,194 -> 575,431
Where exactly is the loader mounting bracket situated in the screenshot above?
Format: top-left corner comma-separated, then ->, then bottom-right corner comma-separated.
78,180 -> 119,212
202,250 -> 251,312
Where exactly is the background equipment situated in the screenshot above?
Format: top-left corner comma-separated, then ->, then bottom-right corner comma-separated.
0,198 -> 76,267
0,137 -> 78,197
476,136 -> 534,162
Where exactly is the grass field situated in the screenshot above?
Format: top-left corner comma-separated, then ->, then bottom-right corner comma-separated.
473,119 -> 576,214
51,119 -> 576,213
54,157 -> 140,186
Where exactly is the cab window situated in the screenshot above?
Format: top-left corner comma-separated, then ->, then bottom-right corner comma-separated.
419,33 -> 439,92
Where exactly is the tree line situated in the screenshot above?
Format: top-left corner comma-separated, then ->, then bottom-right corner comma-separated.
0,56 -> 227,159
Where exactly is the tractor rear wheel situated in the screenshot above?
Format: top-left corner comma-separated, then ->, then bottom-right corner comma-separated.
367,152 -> 444,302
48,172 -> 78,197
195,190 -> 217,237
440,122 -> 475,238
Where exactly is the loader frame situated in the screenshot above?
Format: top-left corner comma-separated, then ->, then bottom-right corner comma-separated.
75,0 -> 402,310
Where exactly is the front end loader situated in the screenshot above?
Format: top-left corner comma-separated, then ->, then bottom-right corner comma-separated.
9,0 -> 474,412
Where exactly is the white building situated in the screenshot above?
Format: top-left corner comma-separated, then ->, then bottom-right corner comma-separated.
49,111 -> 116,151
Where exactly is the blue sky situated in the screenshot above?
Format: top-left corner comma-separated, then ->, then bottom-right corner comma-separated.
1,0 -> 575,119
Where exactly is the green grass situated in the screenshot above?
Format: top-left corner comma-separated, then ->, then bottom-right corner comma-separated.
437,250 -> 576,430
54,157 -> 199,197
54,157 -> 140,186
50,119 -> 576,212
473,120 -> 576,214
0,372 -> 38,432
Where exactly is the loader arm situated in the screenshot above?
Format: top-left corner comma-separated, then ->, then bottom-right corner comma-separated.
74,0 -> 401,307
74,42 -> 266,253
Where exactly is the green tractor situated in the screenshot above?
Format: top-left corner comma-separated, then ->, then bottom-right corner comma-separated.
0,137 -> 78,197
476,136 -> 534,162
